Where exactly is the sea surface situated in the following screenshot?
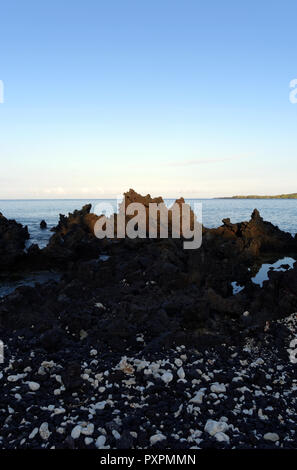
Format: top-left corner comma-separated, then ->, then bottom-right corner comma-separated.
0,198 -> 297,248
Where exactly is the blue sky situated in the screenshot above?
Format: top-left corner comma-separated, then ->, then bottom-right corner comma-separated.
0,0 -> 297,198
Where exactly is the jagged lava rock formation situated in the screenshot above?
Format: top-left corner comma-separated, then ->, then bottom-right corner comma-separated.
0,212 -> 29,270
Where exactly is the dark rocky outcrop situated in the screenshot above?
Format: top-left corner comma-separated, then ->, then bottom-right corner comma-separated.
205,208 -> 296,261
113,189 -> 197,237
40,220 -> 47,229
0,190 -> 297,352
0,212 -> 29,270
41,204 -> 102,267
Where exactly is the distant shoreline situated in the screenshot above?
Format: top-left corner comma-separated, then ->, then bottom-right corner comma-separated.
218,193 -> 297,200
1,194 -> 297,201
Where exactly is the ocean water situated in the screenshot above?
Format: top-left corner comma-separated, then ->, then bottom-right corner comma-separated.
0,198 -> 297,248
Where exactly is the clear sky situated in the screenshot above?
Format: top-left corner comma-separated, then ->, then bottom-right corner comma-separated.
1,0 -> 297,198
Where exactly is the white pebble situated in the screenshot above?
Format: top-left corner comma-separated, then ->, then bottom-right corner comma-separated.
27,381 -> 40,391
93,401 -> 106,410
85,437 -> 93,445
71,425 -> 81,439
174,358 -> 183,367
39,422 -> 51,440
150,433 -> 167,445
177,367 -> 185,379
215,432 -> 230,443
210,383 -> 226,394
161,372 -> 173,384
95,435 -> 106,449
204,419 -> 229,436
81,423 -> 94,436
29,428 -> 39,439
264,433 -> 279,442
190,390 -> 205,404
7,374 -> 25,382
95,303 -> 105,310
112,430 -> 121,440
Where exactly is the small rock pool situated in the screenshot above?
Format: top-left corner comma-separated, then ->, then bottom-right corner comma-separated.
251,257 -> 296,287
232,256 -> 296,294
0,271 -> 62,298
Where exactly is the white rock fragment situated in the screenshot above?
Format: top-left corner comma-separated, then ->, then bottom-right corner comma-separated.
112,430 -> 121,440
215,432 -> 230,443
150,433 -> 167,445
27,381 -> 40,391
29,428 -> 39,439
174,404 -> 183,418
220,416 -> 229,423
7,374 -> 26,382
174,358 -> 183,367
95,302 -> 106,309
204,419 -> 229,436
80,329 -> 88,340
41,360 -> 55,369
95,435 -> 106,449
177,367 -> 185,380
258,409 -> 268,420
190,390 -> 205,404
161,372 -> 173,384
52,407 -> 65,415
264,433 -> 279,442
117,357 -> 135,375
93,401 -> 106,410
85,437 -> 93,445
81,423 -> 94,436
210,383 -> 226,394
39,422 -> 51,440
71,425 -> 82,439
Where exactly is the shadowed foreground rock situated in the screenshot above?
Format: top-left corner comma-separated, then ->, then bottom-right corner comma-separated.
0,191 -> 297,449
0,212 -> 29,269
0,190 -> 296,348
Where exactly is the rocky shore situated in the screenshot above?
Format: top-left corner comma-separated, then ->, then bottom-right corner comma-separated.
0,190 -> 297,449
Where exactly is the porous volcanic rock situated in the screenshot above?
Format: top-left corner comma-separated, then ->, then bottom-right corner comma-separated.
42,204 -> 102,266
117,189 -> 197,237
1,192 -> 297,350
0,212 -> 29,269
207,209 -> 297,260
1,193 -> 297,450
40,220 -> 47,229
